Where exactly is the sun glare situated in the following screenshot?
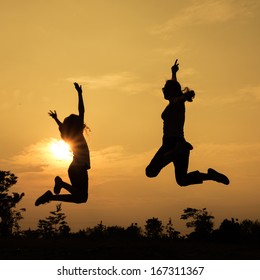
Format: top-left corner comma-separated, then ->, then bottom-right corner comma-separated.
50,139 -> 72,161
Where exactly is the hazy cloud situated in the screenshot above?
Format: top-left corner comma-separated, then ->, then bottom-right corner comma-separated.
67,72 -> 135,90
0,138 -> 69,174
196,84 -> 260,106
90,145 -> 151,186
238,85 -> 260,102
67,72 -> 156,95
152,0 -> 255,36
0,139 -> 149,186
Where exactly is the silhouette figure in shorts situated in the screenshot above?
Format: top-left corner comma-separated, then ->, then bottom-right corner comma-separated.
145,60 -> 229,186
35,83 -> 90,205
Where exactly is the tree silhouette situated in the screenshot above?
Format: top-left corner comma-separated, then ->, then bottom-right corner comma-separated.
240,219 -> 260,241
165,218 -> 180,239
0,170 -> 25,236
106,225 -> 125,238
217,218 -> 240,242
37,203 -> 70,238
181,207 -> 214,239
145,217 -> 163,239
125,223 -> 142,239
91,220 -> 106,238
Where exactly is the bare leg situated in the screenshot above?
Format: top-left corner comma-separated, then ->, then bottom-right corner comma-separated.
174,151 -> 229,186
35,190 -> 88,206
54,176 -> 81,196
35,163 -> 89,206
35,174 -> 88,206
50,193 -> 88,203
52,175 -> 88,203
146,145 -> 171,177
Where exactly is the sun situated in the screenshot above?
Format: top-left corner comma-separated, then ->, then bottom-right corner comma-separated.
49,139 -> 73,161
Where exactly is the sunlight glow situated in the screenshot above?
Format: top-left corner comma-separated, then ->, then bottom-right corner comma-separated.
49,139 -> 73,161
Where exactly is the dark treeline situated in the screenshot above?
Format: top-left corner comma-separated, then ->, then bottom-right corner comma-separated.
1,170 -> 260,260
21,204 -> 260,244
1,170 -> 260,243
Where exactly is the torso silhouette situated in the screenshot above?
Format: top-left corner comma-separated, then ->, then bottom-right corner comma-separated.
161,97 -> 185,139
69,134 -> 90,169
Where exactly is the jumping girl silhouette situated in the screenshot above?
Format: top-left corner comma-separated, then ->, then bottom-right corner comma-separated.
35,82 -> 90,206
145,60 -> 229,186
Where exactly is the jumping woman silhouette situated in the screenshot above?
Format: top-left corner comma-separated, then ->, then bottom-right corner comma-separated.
145,59 -> 229,186
35,82 -> 90,206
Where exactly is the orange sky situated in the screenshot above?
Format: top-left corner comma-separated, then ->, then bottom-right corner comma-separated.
1,0 -> 260,234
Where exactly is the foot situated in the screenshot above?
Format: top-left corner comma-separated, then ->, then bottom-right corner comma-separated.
54,176 -> 63,194
35,190 -> 53,206
208,168 -> 230,185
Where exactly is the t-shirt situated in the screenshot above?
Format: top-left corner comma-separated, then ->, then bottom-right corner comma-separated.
161,97 -> 185,139
70,134 -> 90,169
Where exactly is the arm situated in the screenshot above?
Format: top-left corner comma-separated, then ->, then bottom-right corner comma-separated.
170,59 -> 195,103
184,89 -> 195,102
169,90 -> 195,104
74,82 -> 85,123
171,59 -> 179,81
48,110 -> 62,126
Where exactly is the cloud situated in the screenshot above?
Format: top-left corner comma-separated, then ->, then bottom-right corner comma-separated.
0,138 -> 70,174
194,142 -> 260,163
187,141 -> 260,184
195,84 -> 260,106
90,145 -> 151,186
151,46 -> 184,58
66,72 -> 156,96
67,72 -> 137,91
3,134 -> 259,192
0,137 -> 150,187
238,85 -> 260,102
67,72 -> 135,90
90,141 -> 260,185
152,0 -> 255,36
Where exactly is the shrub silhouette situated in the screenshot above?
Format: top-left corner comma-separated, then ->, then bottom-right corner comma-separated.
165,218 -> 180,239
145,217 -> 163,239
0,170 -> 25,237
240,219 -> 260,241
37,203 -> 70,238
216,218 -> 240,242
125,223 -> 142,239
181,207 -> 214,239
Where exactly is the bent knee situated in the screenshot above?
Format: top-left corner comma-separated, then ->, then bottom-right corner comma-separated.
146,170 -> 156,178
81,195 -> 88,203
75,194 -> 88,204
145,166 -> 160,178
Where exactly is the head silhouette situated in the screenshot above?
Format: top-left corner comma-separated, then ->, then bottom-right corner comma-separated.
162,80 -> 182,100
59,114 -> 85,141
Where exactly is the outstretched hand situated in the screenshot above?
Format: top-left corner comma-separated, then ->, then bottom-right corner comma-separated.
74,82 -> 82,94
171,59 -> 179,74
48,110 -> 58,119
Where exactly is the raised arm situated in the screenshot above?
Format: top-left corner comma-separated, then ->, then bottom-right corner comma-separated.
169,60 -> 195,103
48,110 -> 62,126
74,82 -> 85,123
171,59 -> 179,81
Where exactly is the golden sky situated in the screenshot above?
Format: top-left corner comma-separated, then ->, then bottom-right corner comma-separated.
1,0 -> 260,233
